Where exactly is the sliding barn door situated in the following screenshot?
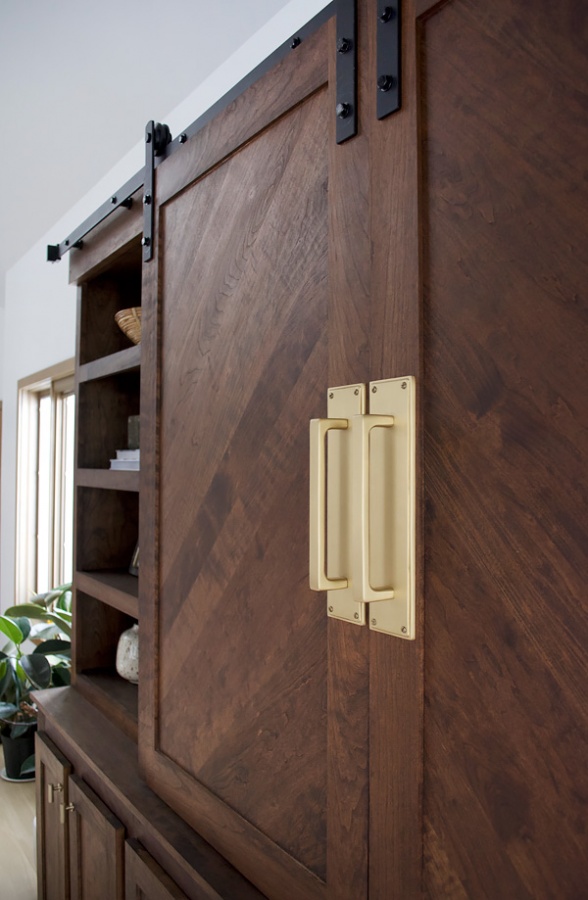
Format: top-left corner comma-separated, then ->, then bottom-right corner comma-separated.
418,0 -> 588,896
140,0 -> 587,897
140,13 -> 382,900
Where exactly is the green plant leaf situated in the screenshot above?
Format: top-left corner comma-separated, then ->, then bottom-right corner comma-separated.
0,616 -> 24,646
5,603 -> 51,619
32,639 -> 71,657
3,605 -> 71,638
52,667 -> 71,686
21,654 -> 52,689
20,753 -> 35,776
0,701 -> 19,720
0,659 -> 13,698
28,584 -> 73,616
10,616 -> 31,641
10,722 -> 35,738
30,623 -> 64,642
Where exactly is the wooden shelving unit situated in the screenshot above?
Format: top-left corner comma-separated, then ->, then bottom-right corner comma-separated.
73,237 -> 142,737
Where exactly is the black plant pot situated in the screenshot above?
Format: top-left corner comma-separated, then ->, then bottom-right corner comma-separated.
1,725 -> 37,780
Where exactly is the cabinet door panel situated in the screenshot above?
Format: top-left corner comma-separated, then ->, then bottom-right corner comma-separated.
36,733 -> 72,900
125,840 -> 187,900
420,0 -> 588,896
140,13 -> 374,900
68,774 -> 124,900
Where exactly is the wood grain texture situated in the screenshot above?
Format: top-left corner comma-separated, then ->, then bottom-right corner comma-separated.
78,343 -> 140,384
75,673 -> 138,742
77,373 -> 140,469
150,85 -> 330,900
75,590 -> 135,674
75,569 -> 139,618
325,12 -> 371,900
75,487 -> 138,571
68,196 -> 143,285
68,774 -> 125,900
125,839 -> 189,900
77,264 -> 142,366
76,468 -> 139,492
421,0 -> 588,896
36,734 -> 72,900
156,22 -> 329,208
36,689 -> 265,900
366,0 -> 425,896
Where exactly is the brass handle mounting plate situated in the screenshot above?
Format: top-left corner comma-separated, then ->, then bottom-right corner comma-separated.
308,377 -> 416,639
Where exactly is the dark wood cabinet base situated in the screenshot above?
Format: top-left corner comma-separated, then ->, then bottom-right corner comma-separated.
35,688 -> 264,900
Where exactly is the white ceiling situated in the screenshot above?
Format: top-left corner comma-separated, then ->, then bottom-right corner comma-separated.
0,0 -> 293,305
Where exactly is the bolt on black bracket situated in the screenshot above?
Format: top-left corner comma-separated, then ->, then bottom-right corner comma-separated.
46,175 -> 140,263
143,121 -> 171,263
376,2 -> 401,119
336,0 -> 357,144
46,4 -> 335,264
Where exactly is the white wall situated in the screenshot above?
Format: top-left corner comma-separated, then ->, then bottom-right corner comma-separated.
0,306 -> 4,400
0,0 -> 329,608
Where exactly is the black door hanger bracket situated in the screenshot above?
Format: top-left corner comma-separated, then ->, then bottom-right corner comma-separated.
336,0 -> 357,143
376,2 -> 401,119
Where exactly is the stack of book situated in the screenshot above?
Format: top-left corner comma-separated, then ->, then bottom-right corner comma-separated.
110,449 -> 140,471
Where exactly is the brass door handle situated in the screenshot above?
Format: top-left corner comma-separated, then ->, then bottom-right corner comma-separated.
309,417 -> 349,591
47,782 -> 63,803
351,414 -> 395,602
60,802 -> 75,824
308,377 -> 415,639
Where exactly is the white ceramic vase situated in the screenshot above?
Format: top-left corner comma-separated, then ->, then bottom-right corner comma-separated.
115,623 -> 139,683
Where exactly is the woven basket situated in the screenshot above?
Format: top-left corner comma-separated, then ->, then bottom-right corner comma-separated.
115,307 -> 142,344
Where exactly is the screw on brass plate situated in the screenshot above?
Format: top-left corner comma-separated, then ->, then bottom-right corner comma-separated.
371,618 -> 377,626
354,612 -> 360,620
402,381 -> 407,389
329,392 -> 334,399
328,606 -> 334,613
401,626 -> 407,634
372,386 -> 378,393
354,388 -> 359,395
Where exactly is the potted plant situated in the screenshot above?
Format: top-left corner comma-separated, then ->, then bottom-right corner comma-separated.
0,583 -> 72,780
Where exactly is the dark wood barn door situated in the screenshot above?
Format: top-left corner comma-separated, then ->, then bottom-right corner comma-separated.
140,14 -> 378,900
139,0 -> 588,898
419,0 -> 588,896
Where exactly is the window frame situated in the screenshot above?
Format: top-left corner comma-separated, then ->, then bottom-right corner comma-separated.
16,359 -> 75,600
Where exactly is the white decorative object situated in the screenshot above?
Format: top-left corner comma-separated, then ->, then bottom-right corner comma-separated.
115,623 -> 139,683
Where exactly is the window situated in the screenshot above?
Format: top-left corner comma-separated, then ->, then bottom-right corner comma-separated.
16,360 -> 75,599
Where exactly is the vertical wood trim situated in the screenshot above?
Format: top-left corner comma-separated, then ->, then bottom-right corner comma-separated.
72,287 -> 84,690
327,8 -> 372,899
138,183 -> 162,772
368,0 -> 424,896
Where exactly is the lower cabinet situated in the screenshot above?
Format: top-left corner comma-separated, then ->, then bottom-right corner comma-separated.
67,774 -> 124,900
35,733 -> 187,900
125,840 -> 188,900
36,734 -> 72,900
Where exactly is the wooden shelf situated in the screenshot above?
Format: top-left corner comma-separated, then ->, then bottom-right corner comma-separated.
75,570 -> 138,618
76,468 -> 139,492
75,671 -> 138,742
78,344 -> 140,383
